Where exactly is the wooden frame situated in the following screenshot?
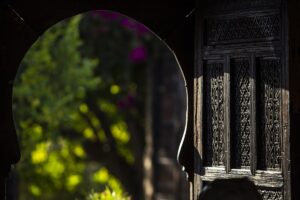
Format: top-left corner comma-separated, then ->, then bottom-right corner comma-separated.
194,0 -> 291,199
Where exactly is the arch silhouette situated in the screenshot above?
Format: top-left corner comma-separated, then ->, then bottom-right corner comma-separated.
0,0 -> 195,183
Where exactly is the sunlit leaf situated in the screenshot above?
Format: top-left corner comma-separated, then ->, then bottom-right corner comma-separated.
110,121 -> 130,143
93,168 -> 109,183
66,174 -> 82,191
110,84 -> 121,95
44,153 -> 65,179
91,116 -> 101,128
83,128 -> 96,140
79,103 -> 89,113
97,129 -> 107,142
31,142 -> 48,164
29,184 -> 41,196
98,100 -> 117,115
74,145 -> 86,158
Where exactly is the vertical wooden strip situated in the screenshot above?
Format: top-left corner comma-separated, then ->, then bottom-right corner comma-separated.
194,7 -> 204,199
250,53 -> 257,175
193,59 -> 203,199
281,0 -> 291,199
224,56 -> 231,173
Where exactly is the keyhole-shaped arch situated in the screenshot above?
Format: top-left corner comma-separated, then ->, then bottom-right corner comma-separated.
0,0 -> 195,189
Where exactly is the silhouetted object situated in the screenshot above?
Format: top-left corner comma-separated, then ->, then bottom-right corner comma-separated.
199,178 -> 262,200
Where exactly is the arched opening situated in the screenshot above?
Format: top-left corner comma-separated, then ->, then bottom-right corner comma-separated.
10,11 -> 189,200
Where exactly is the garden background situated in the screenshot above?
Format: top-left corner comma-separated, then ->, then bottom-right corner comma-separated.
9,11 -> 188,200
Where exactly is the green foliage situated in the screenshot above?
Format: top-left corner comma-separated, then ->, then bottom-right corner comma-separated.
87,188 -> 130,200
13,10 -> 160,199
13,14 -> 130,200
14,15 -> 100,135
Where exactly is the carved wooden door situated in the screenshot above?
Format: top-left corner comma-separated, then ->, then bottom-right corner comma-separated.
195,0 -> 290,199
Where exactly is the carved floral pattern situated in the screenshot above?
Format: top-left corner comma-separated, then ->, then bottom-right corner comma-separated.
259,59 -> 281,170
232,59 -> 251,168
206,0 -> 280,11
204,62 -> 225,166
206,14 -> 280,44
258,188 -> 283,200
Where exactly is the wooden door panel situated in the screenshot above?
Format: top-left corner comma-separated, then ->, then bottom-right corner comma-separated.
203,60 -> 225,168
230,57 -> 252,170
195,0 -> 289,199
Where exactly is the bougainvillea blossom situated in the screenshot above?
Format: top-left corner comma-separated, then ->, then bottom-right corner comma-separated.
129,46 -> 148,63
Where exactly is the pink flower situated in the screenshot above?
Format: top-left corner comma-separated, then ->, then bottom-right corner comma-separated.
129,46 -> 148,63
135,24 -> 149,36
121,19 -> 135,30
92,11 -> 149,36
117,94 -> 136,110
121,18 -> 149,36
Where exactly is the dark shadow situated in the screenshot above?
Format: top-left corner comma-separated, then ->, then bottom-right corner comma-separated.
198,177 -> 262,200
194,146 -> 205,176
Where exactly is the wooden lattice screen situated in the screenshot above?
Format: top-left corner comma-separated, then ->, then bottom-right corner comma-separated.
194,0 -> 290,199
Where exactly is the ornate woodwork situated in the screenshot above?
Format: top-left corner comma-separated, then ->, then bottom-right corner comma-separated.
257,59 -> 282,170
206,14 -> 280,45
205,0 -> 280,11
258,188 -> 283,200
231,58 -> 251,168
203,62 -> 225,166
195,0 -> 290,199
